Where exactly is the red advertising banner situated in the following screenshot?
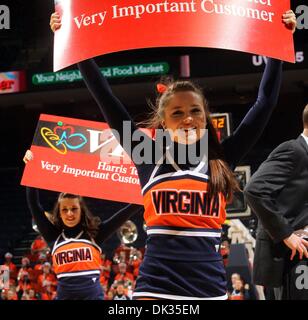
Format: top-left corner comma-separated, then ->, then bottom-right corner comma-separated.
0,71 -> 26,94
21,113 -> 230,204
54,0 -> 295,71
21,114 -> 144,205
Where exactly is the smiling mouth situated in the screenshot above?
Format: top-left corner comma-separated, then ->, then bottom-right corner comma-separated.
182,128 -> 198,136
177,127 -> 197,134
182,127 -> 197,131
175,128 -> 198,142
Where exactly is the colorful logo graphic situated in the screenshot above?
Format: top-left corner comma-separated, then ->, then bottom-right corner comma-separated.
41,121 -> 87,154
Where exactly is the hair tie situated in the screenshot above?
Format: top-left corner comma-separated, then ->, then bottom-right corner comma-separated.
156,83 -> 168,94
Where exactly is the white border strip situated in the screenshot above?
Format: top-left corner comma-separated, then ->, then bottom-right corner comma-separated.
142,170 -> 209,194
52,238 -> 102,255
57,270 -> 100,278
133,292 -> 228,300
147,229 -> 221,237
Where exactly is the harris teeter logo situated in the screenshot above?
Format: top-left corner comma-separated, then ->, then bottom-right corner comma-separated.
35,117 -> 127,162
40,121 -> 88,155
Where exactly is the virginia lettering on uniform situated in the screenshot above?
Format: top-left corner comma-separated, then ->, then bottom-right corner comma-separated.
55,247 -> 93,265
151,190 -> 220,216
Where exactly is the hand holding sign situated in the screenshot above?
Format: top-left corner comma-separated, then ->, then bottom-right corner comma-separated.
282,10 -> 297,33
23,150 -> 33,164
52,0 -> 296,71
50,12 -> 61,32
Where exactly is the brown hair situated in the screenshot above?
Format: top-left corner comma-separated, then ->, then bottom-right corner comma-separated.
143,79 -> 239,202
52,193 -> 101,238
303,104 -> 308,128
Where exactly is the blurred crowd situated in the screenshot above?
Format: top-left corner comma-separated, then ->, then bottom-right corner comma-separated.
1,234 -> 253,300
0,235 -> 144,300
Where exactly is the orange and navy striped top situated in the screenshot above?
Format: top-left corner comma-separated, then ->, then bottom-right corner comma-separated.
52,231 -> 102,279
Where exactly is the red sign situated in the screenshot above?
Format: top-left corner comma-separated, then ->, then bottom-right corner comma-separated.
0,71 -> 26,94
54,0 -> 295,71
21,114 -> 144,205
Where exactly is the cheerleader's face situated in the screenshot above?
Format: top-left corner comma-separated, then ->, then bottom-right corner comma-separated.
161,91 -> 206,144
59,198 -> 82,227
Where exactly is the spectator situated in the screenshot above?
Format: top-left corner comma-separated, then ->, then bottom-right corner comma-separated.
34,253 -> 48,272
230,279 -> 250,300
28,288 -> 39,300
7,287 -> 18,300
231,273 -> 241,287
112,251 -> 128,273
30,235 -> 49,262
0,289 -> 7,300
16,257 -> 33,298
3,252 -> 17,284
99,271 -> 108,289
37,262 -> 57,300
33,253 -> 48,284
105,290 -> 114,300
113,283 -> 130,300
126,282 -> 135,300
21,291 -> 30,300
115,244 -> 131,262
114,262 -> 134,284
128,248 -> 142,278
101,253 -> 112,280
220,240 -> 230,267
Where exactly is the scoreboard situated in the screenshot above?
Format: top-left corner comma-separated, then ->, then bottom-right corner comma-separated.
210,113 -> 231,142
211,113 -> 252,218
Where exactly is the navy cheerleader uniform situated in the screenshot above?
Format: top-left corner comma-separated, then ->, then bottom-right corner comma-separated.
26,187 -> 142,300
78,58 -> 282,299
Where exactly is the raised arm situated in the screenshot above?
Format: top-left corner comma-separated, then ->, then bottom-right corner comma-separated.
50,12 -> 153,156
94,203 -> 143,244
78,59 -> 139,148
23,150 -> 59,243
222,10 -> 297,168
222,58 -> 282,168
26,187 -> 59,243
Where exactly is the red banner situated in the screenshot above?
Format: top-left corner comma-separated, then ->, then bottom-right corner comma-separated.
21,114 -> 144,205
0,71 -> 26,94
54,0 -> 295,71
